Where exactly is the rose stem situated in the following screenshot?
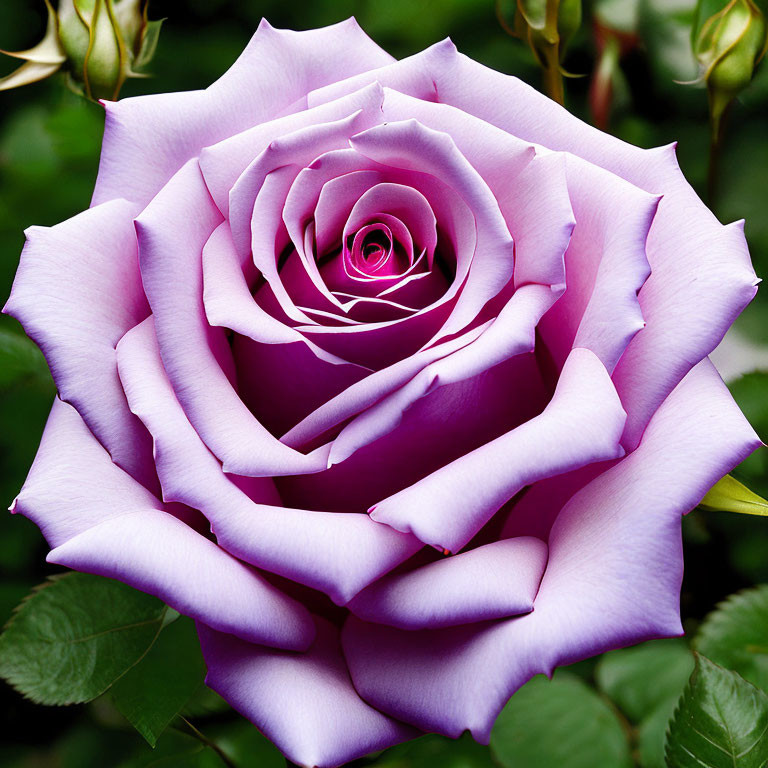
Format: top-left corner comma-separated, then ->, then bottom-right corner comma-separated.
707,98 -> 733,209
179,716 -> 239,768
542,43 -> 565,106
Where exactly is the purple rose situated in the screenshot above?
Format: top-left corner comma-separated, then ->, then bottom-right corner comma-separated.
5,18 -> 760,768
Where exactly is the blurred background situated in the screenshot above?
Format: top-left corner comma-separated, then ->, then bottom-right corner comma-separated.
0,1 -> 766,766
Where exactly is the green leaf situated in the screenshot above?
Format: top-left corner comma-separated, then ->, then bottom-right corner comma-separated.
700,474 -> 768,517
110,616 -> 207,746
596,639 -> 695,722
376,732 -> 496,767
0,327 -> 51,388
696,585 -> 768,693
490,672 -> 633,768
0,572 -> 168,705
665,655 -> 768,767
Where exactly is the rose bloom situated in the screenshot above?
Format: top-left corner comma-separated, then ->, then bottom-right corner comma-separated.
5,18 -> 760,768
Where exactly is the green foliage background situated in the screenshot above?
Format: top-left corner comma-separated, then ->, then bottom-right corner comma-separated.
0,1 -> 767,766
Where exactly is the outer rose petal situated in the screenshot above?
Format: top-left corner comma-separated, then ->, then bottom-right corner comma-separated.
48,510 -> 315,651
306,38 -> 455,108
15,400 -> 315,650
536,153 -> 657,374
3,200 -> 154,488
12,398 -> 160,548
343,359 -> 761,739
93,18 -> 394,208
198,618 -> 419,768
348,537 -> 548,629
431,53 -> 759,447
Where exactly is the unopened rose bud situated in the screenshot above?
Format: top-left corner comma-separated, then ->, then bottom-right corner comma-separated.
693,0 -> 768,123
0,0 -> 162,100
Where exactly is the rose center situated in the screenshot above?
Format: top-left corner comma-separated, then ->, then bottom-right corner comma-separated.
349,224 -> 400,276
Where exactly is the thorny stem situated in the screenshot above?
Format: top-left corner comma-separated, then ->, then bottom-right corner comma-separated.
180,716 -> 239,768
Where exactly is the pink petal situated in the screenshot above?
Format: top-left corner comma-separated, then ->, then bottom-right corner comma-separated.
343,359 -> 760,739
199,617 -> 419,768
3,200 -> 154,488
93,19 -> 393,207
537,153 -> 658,374
369,347 -> 626,552
348,536 -> 547,629
136,160 -> 330,476
433,55 -> 759,447
116,318 -> 424,605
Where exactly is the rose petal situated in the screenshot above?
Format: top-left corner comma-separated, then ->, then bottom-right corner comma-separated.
369,347 -> 626,553
433,55 -> 759,447
198,617 -> 419,768
116,317 -> 424,604
281,320 -> 491,449
328,282 -> 558,464
14,399 -> 314,651
343,358 -> 760,739
350,120 -> 517,340
306,38 -> 457,108
233,333 -> 368,438
11,398 -> 159,548
3,200 -> 154,488
536,153 -> 658,374
348,536 -> 547,629
499,151 -> 573,291
93,18 -> 393,207
136,159 -> 331,477
49,509 -> 316,651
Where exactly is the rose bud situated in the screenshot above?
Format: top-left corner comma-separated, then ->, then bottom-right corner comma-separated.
0,0 -> 162,100
693,0 -> 767,124
3,18 -> 761,768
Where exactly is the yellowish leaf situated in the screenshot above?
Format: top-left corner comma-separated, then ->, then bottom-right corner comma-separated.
699,473 -> 768,517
